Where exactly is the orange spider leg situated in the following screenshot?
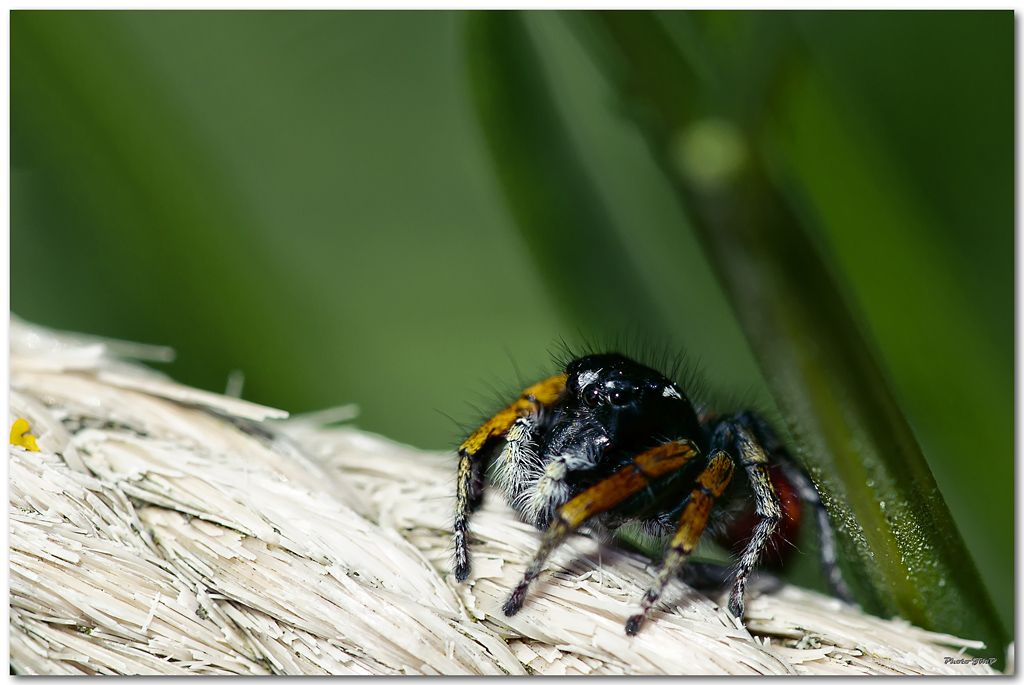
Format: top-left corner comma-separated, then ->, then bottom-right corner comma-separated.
501,439 -> 702,615
625,451 -> 734,635
453,373 -> 567,581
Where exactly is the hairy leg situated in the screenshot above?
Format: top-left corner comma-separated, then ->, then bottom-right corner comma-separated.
501,439 -> 701,616
736,411 -> 852,603
453,373 -> 567,582
711,420 -> 781,618
492,415 -> 540,506
626,451 -> 734,635
779,460 -> 853,602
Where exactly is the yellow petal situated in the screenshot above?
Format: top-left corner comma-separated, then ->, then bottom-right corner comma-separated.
10,418 -> 40,452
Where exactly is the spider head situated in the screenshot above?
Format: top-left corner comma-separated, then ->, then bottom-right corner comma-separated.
564,353 -> 701,453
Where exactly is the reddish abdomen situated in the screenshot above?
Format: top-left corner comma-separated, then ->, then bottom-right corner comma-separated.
718,464 -> 802,568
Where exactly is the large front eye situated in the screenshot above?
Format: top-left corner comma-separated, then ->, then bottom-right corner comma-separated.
583,386 -> 601,408
608,387 -> 634,407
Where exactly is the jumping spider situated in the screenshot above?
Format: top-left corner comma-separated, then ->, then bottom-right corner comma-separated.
453,352 -> 850,635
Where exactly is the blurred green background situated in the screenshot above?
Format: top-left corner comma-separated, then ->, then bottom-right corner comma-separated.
11,11 -> 1011,634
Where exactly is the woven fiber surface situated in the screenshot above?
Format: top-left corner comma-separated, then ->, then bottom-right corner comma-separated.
8,320 -> 996,675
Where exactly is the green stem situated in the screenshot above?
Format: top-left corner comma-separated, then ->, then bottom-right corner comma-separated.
579,10 -> 1006,659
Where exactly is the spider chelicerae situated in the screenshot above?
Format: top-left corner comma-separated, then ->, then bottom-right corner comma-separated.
452,351 -> 850,635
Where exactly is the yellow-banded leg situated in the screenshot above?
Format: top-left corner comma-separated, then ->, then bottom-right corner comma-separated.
453,373 -> 567,582
735,411 -> 852,604
502,439 -> 701,616
725,425 -> 781,618
625,451 -> 735,635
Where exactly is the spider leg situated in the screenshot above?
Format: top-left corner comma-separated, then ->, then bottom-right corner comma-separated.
453,373 -> 567,582
735,411 -> 853,604
501,439 -> 701,616
785,464 -> 853,602
625,451 -> 734,635
711,421 -> 782,619
492,415 -> 540,506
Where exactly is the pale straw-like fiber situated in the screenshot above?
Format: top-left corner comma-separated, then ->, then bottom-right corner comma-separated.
8,318 -> 1000,675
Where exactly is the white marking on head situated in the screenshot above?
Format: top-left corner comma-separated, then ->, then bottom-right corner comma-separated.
662,385 -> 683,400
577,369 -> 600,390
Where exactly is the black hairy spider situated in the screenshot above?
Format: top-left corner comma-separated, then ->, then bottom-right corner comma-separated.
453,352 -> 851,635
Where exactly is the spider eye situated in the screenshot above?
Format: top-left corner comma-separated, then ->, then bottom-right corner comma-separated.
608,388 -> 633,407
583,386 -> 601,408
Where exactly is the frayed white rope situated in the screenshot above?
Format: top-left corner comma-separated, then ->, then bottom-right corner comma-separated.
7,319 -> 998,675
